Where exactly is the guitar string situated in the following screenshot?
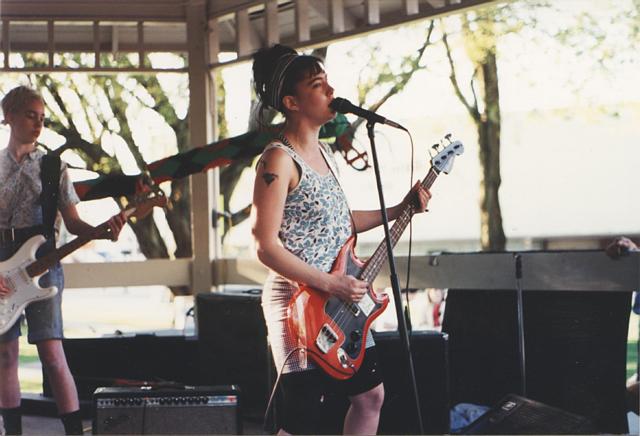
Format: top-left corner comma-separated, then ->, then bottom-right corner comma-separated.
360,171 -> 436,283
330,170 -> 438,349
331,170 -> 437,339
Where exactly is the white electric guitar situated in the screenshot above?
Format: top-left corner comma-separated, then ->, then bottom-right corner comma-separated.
0,195 -> 166,334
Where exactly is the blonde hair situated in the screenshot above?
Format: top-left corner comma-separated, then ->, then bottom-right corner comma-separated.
1,86 -> 43,124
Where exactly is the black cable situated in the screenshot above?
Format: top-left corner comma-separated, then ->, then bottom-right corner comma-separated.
263,346 -> 358,431
263,347 -> 303,431
403,130 -> 416,333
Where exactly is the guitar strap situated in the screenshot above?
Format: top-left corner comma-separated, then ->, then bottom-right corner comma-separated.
40,153 -> 61,239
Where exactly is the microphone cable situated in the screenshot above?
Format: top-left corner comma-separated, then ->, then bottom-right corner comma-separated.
403,130 -> 416,336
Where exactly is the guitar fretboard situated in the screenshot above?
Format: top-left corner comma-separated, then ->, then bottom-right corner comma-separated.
359,167 -> 439,283
25,224 -> 107,277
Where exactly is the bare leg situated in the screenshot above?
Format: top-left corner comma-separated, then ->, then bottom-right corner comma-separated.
36,339 -> 78,414
343,383 -> 384,435
0,338 -> 21,408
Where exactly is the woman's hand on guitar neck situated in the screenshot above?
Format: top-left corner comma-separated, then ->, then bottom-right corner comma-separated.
401,182 -> 431,214
329,274 -> 369,302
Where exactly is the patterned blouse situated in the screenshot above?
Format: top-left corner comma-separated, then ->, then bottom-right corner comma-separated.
275,142 -> 352,273
0,147 -> 79,229
260,141 -> 374,374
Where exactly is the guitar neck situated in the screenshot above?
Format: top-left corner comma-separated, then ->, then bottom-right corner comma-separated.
25,223 -> 108,278
22,196 -> 164,279
359,168 -> 439,283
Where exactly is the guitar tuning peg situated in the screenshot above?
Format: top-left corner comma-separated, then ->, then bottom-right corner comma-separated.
445,133 -> 452,143
427,144 -> 440,159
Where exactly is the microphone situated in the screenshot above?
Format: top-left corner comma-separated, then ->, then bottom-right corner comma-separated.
329,97 -> 408,131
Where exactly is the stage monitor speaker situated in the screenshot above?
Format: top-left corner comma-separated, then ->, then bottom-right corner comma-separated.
317,330 -> 450,435
462,394 -> 596,434
196,290 -> 271,418
43,335 -> 199,401
442,289 -> 631,434
93,385 -> 241,435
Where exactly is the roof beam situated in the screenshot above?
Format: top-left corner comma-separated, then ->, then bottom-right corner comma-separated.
137,22 -> 145,68
0,0 -> 186,21
47,20 -> 55,67
294,0 -> 310,43
235,9 -> 252,56
365,0 -> 380,26
93,20 -> 101,68
2,20 -> 10,68
208,17 -> 220,64
404,0 -> 419,15
265,0 -> 279,45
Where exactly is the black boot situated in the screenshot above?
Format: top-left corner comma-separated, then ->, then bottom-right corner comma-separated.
1,406 -> 22,435
59,410 -> 83,435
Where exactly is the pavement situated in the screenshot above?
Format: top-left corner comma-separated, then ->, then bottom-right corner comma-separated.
5,414 -> 268,435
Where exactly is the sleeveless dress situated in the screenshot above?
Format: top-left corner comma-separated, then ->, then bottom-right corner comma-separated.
260,141 -> 374,374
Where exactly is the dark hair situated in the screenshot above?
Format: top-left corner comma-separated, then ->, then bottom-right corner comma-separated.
252,44 -> 324,127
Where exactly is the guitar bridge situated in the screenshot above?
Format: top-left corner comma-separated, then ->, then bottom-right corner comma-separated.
316,323 -> 339,353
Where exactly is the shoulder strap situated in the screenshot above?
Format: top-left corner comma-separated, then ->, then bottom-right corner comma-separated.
40,154 -> 61,235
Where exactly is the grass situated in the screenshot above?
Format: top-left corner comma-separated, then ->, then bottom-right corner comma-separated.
628,313 -> 639,381
628,340 -> 639,380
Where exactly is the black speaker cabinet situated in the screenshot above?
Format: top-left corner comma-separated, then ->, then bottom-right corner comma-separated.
43,334 -> 199,400
318,330 -> 450,435
196,290 -> 271,418
376,329 -> 451,434
93,385 -> 241,435
463,394 -> 595,434
443,289 -> 632,434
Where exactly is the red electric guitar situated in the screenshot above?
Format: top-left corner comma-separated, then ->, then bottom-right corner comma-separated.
287,137 -> 464,379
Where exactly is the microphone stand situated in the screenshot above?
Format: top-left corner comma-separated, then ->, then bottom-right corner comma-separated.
514,253 -> 527,396
366,121 -> 424,434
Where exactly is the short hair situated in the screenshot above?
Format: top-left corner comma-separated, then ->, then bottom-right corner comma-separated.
1,86 -> 43,121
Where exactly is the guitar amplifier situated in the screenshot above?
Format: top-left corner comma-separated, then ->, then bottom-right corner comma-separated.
93,385 -> 241,435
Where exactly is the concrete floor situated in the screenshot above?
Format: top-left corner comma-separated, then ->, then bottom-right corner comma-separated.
4,414 -> 268,435
4,411 -> 639,435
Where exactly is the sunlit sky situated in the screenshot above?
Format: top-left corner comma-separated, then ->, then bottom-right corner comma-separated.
1,0 -> 638,257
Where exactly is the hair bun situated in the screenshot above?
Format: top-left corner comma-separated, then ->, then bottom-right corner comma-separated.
252,44 -> 298,101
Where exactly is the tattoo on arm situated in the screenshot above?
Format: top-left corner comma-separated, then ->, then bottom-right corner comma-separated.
262,172 -> 278,186
258,157 -> 279,186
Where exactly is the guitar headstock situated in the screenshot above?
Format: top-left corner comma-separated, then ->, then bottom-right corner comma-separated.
430,134 -> 464,174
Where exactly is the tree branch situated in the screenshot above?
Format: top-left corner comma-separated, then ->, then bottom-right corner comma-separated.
441,21 -> 481,123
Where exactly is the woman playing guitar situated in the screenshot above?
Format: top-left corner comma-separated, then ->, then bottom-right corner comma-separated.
251,45 -> 431,435
0,86 -> 125,435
